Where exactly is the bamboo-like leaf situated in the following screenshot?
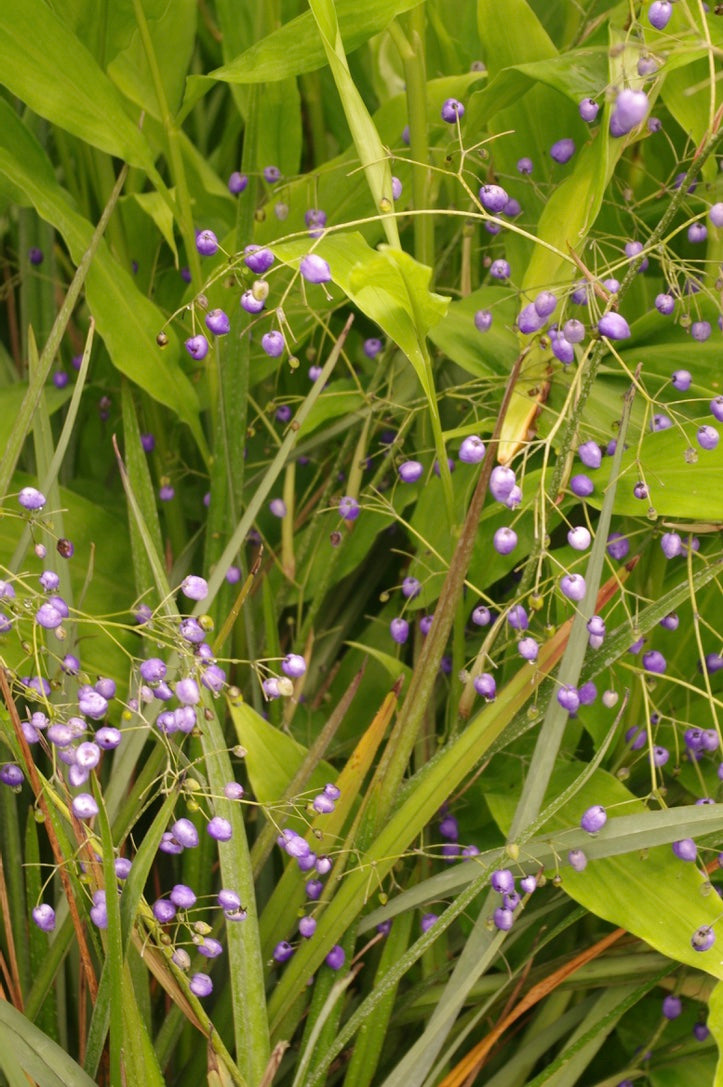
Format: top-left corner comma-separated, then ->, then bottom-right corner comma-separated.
0,0 -> 159,175
0,1001 -> 98,1087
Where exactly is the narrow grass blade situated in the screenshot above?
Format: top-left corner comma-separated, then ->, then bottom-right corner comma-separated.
0,1001 -> 98,1087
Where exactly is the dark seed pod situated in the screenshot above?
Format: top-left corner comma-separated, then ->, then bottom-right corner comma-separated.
156,331 -> 169,347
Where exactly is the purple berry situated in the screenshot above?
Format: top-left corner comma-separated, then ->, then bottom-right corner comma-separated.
697,425 -> 719,451
710,397 -> 723,423
611,89 -> 649,135
207,816 -> 232,841
185,335 -> 209,361
479,184 -> 509,213
490,259 -> 510,281
688,223 -> 707,244
568,526 -> 591,550
261,331 -> 285,358
534,290 -> 557,318
474,310 -> 492,333
671,369 -> 691,390
655,293 -> 675,315
364,337 -> 383,358
32,904 -> 56,932
300,254 -> 331,284
390,618 -> 410,645
692,926 -> 715,952
648,0 -> 672,28
205,308 -> 231,336
18,486 -> 46,510
471,605 -> 491,626
489,465 -> 516,502
568,848 -> 587,871
263,165 -> 281,183
473,673 -> 497,700
518,637 -> 538,662
325,945 -> 346,969
493,527 -> 517,555
579,98 -> 599,122
507,604 -> 528,630
517,157 -> 533,174
441,98 -> 465,122
577,441 -> 601,469
570,474 -> 594,498
661,532 -> 682,559
598,312 -> 631,340
517,303 -> 545,334
490,869 -> 515,894
580,805 -> 607,833
196,229 -> 218,256
459,436 -> 486,463
228,172 -> 248,194
550,138 -> 575,164
643,650 -> 666,674
241,290 -> 265,314
493,907 -> 514,931
563,319 -> 585,343
398,460 -> 423,483
709,202 -> 723,228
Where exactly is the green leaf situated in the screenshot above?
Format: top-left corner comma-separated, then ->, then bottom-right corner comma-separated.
0,1001 -> 98,1087
203,0 -> 423,85
0,100 -> 205,449
487,764 -> 723,980
0,0 -> 158,174
106,0 -> 198,118
229,700 -> 334,807
428,287 -> 518,378
0,383 -> 71,455
589,422 -> 723,520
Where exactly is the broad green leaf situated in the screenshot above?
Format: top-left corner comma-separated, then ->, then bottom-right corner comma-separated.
589,421 -> 723,520
428,287 -> 519,378
710,980 -> 723,1087
0,384 -> 71,454
0,100 -> 205,447
487,764 -> 723,980
0,1001 -> 98,1087
274,233 -> 448,383
127,191 -> 179,265
203,0 -> 423,85
106,0 -> 198,118
0,0 -> 158,174
229,699 -> 334,808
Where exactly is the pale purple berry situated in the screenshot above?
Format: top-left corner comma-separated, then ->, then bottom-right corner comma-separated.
550,138 -> 575,164
517,303 -> 545,334
269,498 -> 286,518
709,203 -> 723,228
479,184 -> 508,212
563,319 -> 585,343
577,441 -> 601,469
534,290 -> 557,318
338,495 -> 360,520
207,816 -> 232,841
611,89 -> 649,135
491,869 -> 515,894
580,805 -> 607,833
518,637 -> 538,662
205,309 -> 231,336
691,926 -> 715,952
688,223 -> 707,244
490,259 -> 510,281
263,165 -> 281,183
326,945 -> 345,969
552,337 -> 574,364
520,875 -> 537,894
33,904 -> 56,932
172,818 -> 199,848
568,526 -> 591,550
185,335 -> 209,361
19,487 -> 46,510
672,838 -> 697,861
459,436 -> 486,463
697,425 -> 719,451
493,527 -> 517,555
560,574 -> 586,601
398,460 -> 423,483
691,321 -> 711,342
579,98 -> 599,122
364,337 -> 383,358
472,605 -> 491,626
507,604 -> 528,630
489,465 -> 516,502
441,98 -> 465,122
182,575 -> 208,601
710,397 -> 723,422
606,533 -> 629,560
557,686 -> 581,714
662,995 -> 682,1020
72,793 -> 99,819
648,1 -> 672,29
587,615 -> 605,648
228,172 -> 248,194
598,312 -> 631,340
390,618 -> 409,644
671,369 -> 691,390
570,474 -> 594,498
643,650 -> 666,674
568,848 -> 587,871
190,973 -> 213,996
474,310 -> 492,332
401,576 -> 421,599
241,290 -> 265,314
493,907 -> 514,930
661,532 -> 682,559
517,157 -> 533,174
196,230 -> 218,256
651,412 -> 673,432
655,293 -> 675,315
300,254 -> 331,283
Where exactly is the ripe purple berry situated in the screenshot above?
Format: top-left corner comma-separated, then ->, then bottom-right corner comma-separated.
205,309 -> 230,336
459,436 -> 486,463
491,869 -> 515,894
610,89 -> 649,135
672,839 -> 697,861
479,184 -> 509,213
570,474 -> 594,498
490,259 -> 510,281
493,527 -> 517,555
643,650 -> 666,674
697,425 -> 719,451
474,309 -> 492,332
473,673 -> 496,700
691,926 -> 715,952
185,335 -> 209,361
568,848 -> 587,871
398,460 -> 423,483
390,618 -> 409,644
228,172 -> 248,194
580,805 -> 607,833
688,223 -> 707,244
325,945 -> 346,969
648,0 -> 672,29
709,202 -> 723,228
517,157 -> 533,174
32,904 -> 56,932
196,230 -> 218,256
579,98 -> 599,122
550,138 -> 575,164
661,532 -> 682,559
261,331 -> 285,358
441,98 -> 465,122
517,303 -> 545,334
567,526 -> 591,550
598,313 -> 631,340
300,254 -> 331,284
489,465 -> 516,502
493,907 -> 514,931
18,486 -> 46,510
